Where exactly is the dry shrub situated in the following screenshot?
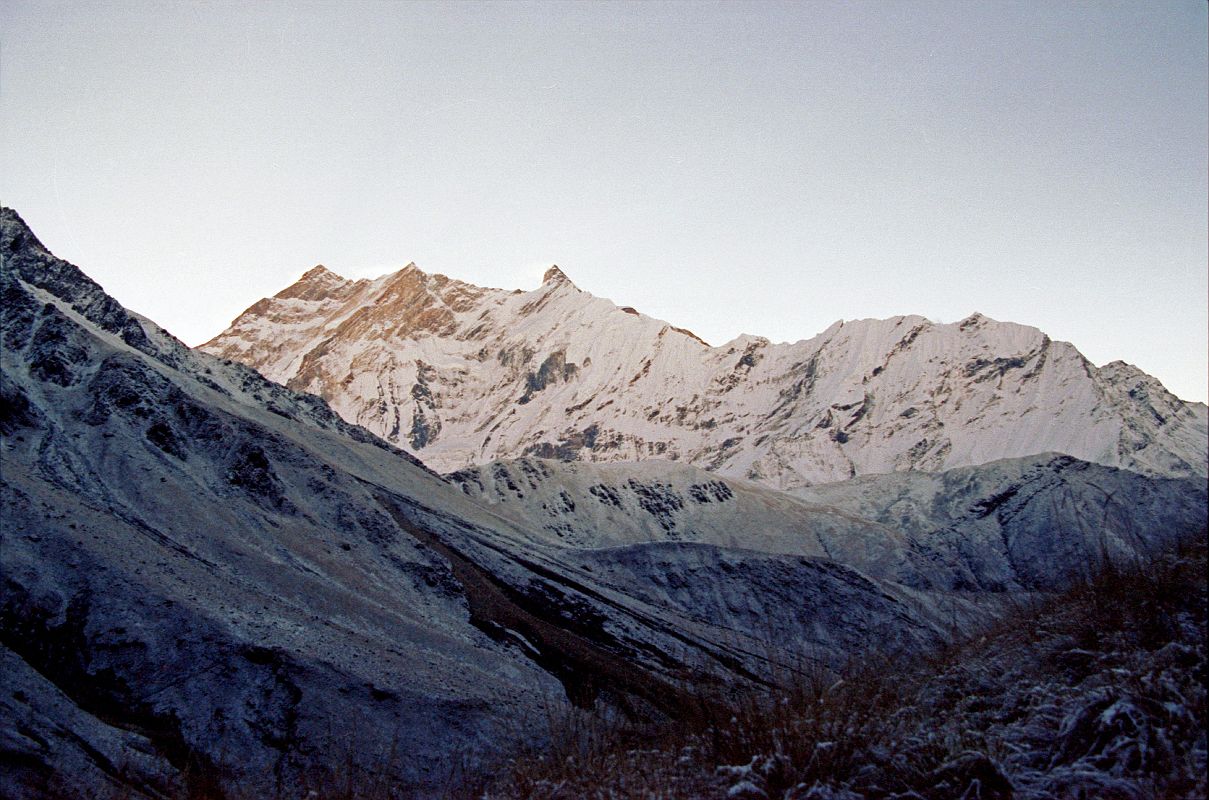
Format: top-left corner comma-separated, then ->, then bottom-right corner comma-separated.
480,531 -> 1208,799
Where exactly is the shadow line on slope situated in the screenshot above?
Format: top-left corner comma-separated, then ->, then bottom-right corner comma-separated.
372,488 -> 694,718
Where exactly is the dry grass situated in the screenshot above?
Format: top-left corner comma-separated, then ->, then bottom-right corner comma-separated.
475,532 -> 1208,799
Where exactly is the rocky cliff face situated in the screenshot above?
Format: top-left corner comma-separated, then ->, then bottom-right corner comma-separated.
202,263 -> 1208,489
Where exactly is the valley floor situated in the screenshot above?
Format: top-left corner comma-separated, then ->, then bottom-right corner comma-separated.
473,534 -> 1208,800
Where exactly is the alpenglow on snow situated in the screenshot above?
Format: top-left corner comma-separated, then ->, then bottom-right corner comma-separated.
202,263 -> 1208,488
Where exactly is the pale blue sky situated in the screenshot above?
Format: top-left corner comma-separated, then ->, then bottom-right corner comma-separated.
3,1 -> 1206,402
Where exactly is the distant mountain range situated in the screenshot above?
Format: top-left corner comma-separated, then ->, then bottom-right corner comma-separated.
202,262 -> 1207,488
2,206 -> 1205,798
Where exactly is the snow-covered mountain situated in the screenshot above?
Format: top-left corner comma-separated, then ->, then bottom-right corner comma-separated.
3,206 -> 1206,797
202,263 -> 1208,489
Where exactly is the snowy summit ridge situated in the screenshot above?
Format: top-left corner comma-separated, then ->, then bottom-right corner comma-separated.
202,261 -> 1208,488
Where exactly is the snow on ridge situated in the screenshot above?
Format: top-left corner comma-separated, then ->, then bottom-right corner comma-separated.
199,260 -> 1209,488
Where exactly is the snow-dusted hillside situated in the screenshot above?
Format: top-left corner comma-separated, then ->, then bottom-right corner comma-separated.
202,264 -> 1208,488
450,454 -> 1207,592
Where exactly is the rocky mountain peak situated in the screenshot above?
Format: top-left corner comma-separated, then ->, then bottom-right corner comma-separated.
394,261 -> 422,277
276,264 -> 352,302
1,206 -> 164,360
1099,360 -> 1147,382
301,264 -> 338,280
959,312 -> 989,330
1,206 -> 47,255
543,265 -> 574,287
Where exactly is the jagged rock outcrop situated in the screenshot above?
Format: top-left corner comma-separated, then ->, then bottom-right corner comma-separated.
202,263 -> 1208,488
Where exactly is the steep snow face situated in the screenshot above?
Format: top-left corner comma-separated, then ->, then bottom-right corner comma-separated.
202,265 -> 1207,488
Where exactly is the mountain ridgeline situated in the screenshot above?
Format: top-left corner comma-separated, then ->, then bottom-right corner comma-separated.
2,206 -> 1206,798
202,262 -> 1207,488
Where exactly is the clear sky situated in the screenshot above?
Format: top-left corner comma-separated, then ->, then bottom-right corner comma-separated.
3,0 -> 1206,402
